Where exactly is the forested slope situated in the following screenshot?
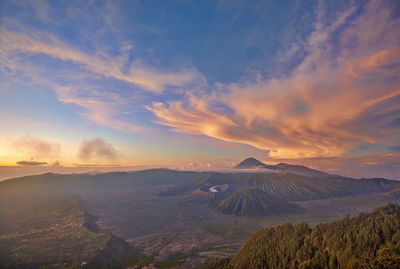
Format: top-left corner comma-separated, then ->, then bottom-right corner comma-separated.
209,204 -> 400,269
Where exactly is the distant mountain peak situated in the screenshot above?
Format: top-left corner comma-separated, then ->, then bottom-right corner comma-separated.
234,158 -> 336,178
233,157 -> 268,169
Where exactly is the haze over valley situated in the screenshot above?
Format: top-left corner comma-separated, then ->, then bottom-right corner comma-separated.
2,159 -> 400,268
1,0 -> 400,268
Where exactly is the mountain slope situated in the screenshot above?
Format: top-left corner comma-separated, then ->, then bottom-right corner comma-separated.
4,169 -> 399,203
161,171 -> 400,201
0,180 -> 139,268
1,169 -> 199,191
215,188 -> 301,217
385,188 -> 400,200
208,205 -> 400,269
233,157 -> 334,178
233,158 -> 269,169
273,162 -> 334,177
212,204 -> 400,269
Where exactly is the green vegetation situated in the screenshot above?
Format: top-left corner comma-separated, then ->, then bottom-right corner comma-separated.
209,204 -> 400,269
198,258 -> 231,269
214,188 -> 301,217
133,255 -> 154,267
197,257 -> 219,269
156,252 -> 190,268
1,170 -> 400,268
0,178 -> 138,268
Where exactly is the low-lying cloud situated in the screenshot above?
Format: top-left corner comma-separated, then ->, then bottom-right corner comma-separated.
16,160 -> 48,166
78,138 -> 118,161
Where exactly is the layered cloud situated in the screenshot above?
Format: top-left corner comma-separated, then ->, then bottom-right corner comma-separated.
148,0 -> 400,158
16,160 -> 47,166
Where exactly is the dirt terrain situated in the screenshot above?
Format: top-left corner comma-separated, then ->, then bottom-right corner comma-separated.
80,184 -> 398,267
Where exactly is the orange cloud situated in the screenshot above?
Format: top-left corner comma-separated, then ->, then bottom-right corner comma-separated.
347,47 -> 400,77
148,1 -> 400,158
147,99 -> 237,137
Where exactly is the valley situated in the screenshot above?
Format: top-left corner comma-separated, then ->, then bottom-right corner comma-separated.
3,1 -> 399,267
2,161 -> 400,268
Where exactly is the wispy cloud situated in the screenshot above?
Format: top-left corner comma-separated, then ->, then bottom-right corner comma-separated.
0,11 -> 204,132
0,27 -> 201,93
56,88 -> 144,132
148,0 -> 400,158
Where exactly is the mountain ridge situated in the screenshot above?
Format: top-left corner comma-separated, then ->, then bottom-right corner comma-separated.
214,187 -> 301,217
234,157 -> 336,178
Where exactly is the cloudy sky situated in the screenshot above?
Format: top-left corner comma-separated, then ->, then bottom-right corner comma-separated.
0,0 -> 399,179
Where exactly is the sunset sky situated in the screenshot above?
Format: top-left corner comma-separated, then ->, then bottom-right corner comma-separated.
0,0 -> 400,180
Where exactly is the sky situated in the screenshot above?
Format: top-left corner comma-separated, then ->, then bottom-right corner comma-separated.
0,0 -> 400,180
